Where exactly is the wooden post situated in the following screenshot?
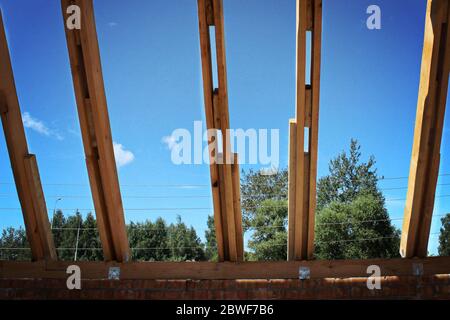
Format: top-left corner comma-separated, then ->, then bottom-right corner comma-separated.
288,0 -> 322,261
198,0 -> 244,262
61,0 -> 130,262
0,11 -> 57,261
401,0 -> 449,258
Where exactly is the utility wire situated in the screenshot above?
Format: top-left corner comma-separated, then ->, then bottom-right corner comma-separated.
46,213 -> 448,232
1,194 -> 450,213
0,233 -> 440,251
0,172 -> 448,187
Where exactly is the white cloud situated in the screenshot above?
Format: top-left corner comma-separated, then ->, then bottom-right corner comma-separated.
108,22 -> 118,27
113,142 -> 135,167
22,112 -> 63,140
162,135 -> 178,150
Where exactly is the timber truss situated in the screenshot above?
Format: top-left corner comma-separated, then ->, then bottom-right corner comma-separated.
0,0 -> 449,282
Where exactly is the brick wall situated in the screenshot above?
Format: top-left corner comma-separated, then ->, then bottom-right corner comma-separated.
0,275 -> 449,300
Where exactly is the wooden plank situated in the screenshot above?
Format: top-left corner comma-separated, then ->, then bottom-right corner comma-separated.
232,153 -> 244,262
293,0 -> 308,261
401,0 -> 450,258
61,0 -> 129,262
0,256 -> 448,280
0,91 -> 6,114
288,119 -> 297,260
212,0 -> 239,262
304,85 -> 312,127
205,0 -> 215,26
307,0 -> 322,259
216,157 -> 229,260
289,0 -> 321,260
23,155 -> 57,261
302,152 -> 310,256
198,0 -> 243,262
306,0 -> 314,31
0,10 -> 56,261
198,0 -> 226,261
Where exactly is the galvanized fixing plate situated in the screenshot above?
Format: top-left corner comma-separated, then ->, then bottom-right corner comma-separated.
412,263 -> 424,276
299,267 -> 310,280
108,267 -> 121,280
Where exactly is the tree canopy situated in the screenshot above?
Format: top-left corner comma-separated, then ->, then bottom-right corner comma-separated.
438,213 -> 450,256
1,140 -> 447,262
0,212 -> 205,262
240,139 -> 401,260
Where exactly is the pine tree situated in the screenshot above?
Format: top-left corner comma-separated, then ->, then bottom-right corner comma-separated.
438,214 -> 450,256
205,215 -> 218,261
247,200 -> 287,261
167,216 -> 205,261
0,227 -> 30,261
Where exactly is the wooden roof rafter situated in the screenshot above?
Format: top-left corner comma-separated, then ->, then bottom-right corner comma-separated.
401,0 -> 450,258
197,0 -> 244,262
288,0 -> 322,261
61,0 -> 130,262
0,10 -> 57,261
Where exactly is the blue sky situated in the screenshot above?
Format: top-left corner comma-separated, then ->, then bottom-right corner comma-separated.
0,0 -> 448,255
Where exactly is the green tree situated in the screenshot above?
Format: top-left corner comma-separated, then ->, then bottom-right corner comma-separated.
51,209 -> 65,251
0,211 -> 209,262
315,140 -> 400,259
0,227 -> 30,261
205,215 -> 218,261
167,216 -> 205,261
128,218 -> 170,261
241,169 -> 288,230
76,212 -> 103,261
247,200 -> 287,261
317,139 -> 381,211
315,194 -> 400,259
438,213 -> 450,256
58,211 -> 83,261
239,139 -> 400,261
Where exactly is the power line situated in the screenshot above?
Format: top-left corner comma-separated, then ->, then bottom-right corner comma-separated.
47,213 -> 448,232
379,173 -> 450,181
0,172 -> 448,187
0,194 -> 211,200
0,182 -> 209,188
0,194 -> 449,212
1,233 -> 440,252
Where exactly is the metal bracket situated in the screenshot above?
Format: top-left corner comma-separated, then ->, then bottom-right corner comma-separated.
299,266 -> 310,280
108,266 -> 121,280
412,263 -> 424,276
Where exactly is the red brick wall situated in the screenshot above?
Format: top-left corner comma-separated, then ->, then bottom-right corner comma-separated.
0,275 -> 449,300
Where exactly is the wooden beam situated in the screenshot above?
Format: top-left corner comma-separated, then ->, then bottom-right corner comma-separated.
401,0 -> 450,258
0,10 -> 56,261
198,0 -> 243,262
308,0 -> 322,258
61,0 -> 130,262
288,120 -> 297,260
288,0 -> 322,261
0,256 -> 449,280
231,153 -> 244,260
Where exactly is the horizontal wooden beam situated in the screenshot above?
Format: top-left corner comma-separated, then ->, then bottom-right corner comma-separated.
61,0 -> 130,262
0,10 -> 56,261
0,256 -> 449,280
401,0 -> 450,258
